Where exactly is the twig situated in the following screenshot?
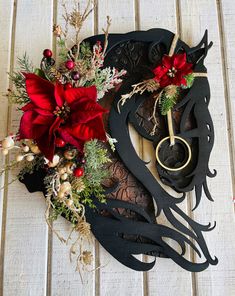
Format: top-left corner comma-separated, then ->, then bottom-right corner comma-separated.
102,16 -> 112,56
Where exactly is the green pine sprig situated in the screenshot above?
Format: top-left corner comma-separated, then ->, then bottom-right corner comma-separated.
8,53 -> 34,105
159,85 -> 180,115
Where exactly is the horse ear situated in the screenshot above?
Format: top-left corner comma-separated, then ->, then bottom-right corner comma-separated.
187,30 -> 213,69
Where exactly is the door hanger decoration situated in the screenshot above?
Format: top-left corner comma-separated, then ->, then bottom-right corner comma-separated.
0,1 -> 218,274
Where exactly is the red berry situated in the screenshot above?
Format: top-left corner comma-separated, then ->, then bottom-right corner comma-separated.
65,60 -> 75,70
55,138 -> 66,147
64,83 -> 73,90
43,49 -> 52,58
74,167 -> 84,177
71,71 -> 80,81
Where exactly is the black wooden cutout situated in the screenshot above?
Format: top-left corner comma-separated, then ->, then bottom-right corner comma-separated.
21,29 -> 218,272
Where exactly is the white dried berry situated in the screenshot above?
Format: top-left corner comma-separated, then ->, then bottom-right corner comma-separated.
61,173 -> 68,181
26,155 -> 34,162
16,154 -> 24,162
22,145 -> 30,153
2,136 -> 14,149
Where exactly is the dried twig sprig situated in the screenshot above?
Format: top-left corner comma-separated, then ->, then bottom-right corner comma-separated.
149,85 -> 179,136
61,0 -> 97,61
53,24 -> 62,37
76,220 -> 91,238
102,16 -> 112,56
149,92 -> 162,136
117,79 -> 160,113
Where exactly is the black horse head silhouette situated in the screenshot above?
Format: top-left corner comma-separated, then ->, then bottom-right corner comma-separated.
22,28 -> 218,272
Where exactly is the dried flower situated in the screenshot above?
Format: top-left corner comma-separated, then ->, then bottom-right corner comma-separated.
76,220 -> 91,238
53,24 -> 62,37
80,250 -> 93,265
69,10 -> 83,30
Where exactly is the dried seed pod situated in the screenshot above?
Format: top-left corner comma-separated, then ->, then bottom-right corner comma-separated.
65,162 -> 75,174
60,181 -> 71,193
61,173 -> 68,181
64,149 -> 77,160
2,149 -> 8,155
22,145 -> 30,153
47,155 -> 60,167
30,145 -> 41,154
58,167 -> 66,175
66,199 -> 73,207
16,154 -> 24,162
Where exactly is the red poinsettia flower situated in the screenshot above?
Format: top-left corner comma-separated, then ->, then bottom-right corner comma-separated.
19,73 -> 107,161
152,53 -> 193,88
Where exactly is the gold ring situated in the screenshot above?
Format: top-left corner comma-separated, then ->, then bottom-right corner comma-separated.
155,136 -> 192,172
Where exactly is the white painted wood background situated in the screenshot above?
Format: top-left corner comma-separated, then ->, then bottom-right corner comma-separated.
0,0 -> 235,295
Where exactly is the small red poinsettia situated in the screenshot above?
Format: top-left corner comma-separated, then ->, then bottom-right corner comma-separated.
153,53 -> 193,88
19,73 -> 107,161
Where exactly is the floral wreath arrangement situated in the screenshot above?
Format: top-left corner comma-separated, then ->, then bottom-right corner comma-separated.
1,1 -> 125,273
0,0 -> 217,275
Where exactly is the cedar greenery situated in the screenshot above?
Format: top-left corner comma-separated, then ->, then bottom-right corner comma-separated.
7,53 -> 33,105
80,140 -> 111,204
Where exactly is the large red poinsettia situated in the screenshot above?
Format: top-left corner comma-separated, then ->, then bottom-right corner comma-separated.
152,53 -> 193,88
19,73 -> 107,161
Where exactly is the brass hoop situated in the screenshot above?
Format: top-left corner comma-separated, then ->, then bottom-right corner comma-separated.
155,136 -> 192,172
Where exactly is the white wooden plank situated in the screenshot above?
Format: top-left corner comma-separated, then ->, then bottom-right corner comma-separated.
2,1 -> 53,295
0,0 -> 14,290
50,1 -> 96,295
97,1 -> 146,296
180,0 -> 235,295
138,1 -> 193,295
219,0 -> 235,197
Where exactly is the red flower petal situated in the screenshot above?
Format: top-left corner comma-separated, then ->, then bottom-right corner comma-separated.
180,65 -> 193,77
54,83 -> 65,107
32,124 -> 51,139
64,86 -> 97,105
19,110 -> 35,139
64,116 -> 107,142
173,53 -> 187,69
49,117 -> 62,138
36,117 -> 62,161
162,55 -> 172,68
34,108 -> 54,117
33,114 -> 55,125
181,77 -> 187,86
171,74 -> 185,86
22,102 -> 34,112
159,75 -> 172,88
69,97 -> 108,124
153,65 -> 168,80
23,73 -> 56,111
57,128 -> 84,151
36,133 -> 55,162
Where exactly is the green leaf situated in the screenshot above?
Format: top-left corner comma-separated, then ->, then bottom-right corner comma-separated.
34,68 -> 47,79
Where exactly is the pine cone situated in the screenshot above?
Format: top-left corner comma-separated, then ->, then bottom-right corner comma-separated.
164,84 -> 178,98
71,178 -> 85,193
